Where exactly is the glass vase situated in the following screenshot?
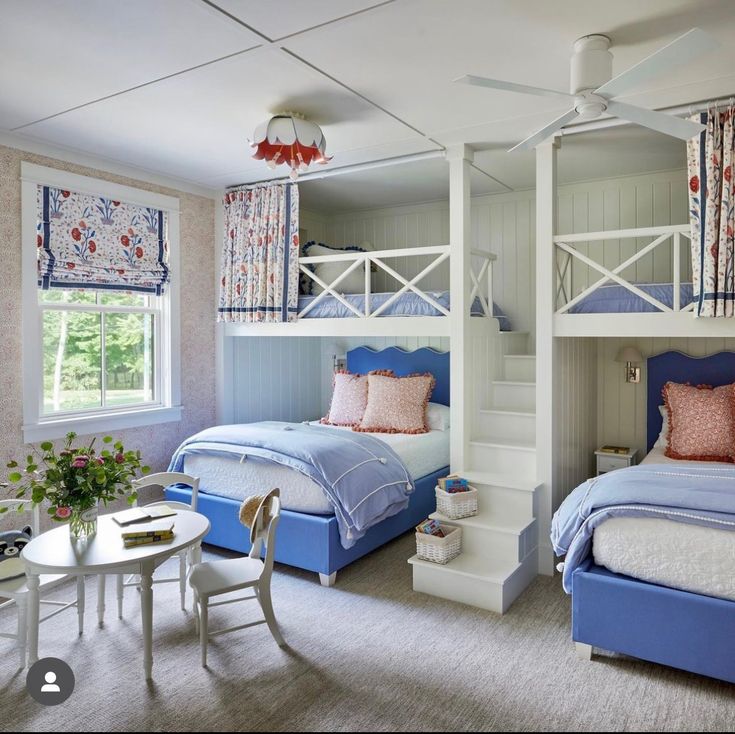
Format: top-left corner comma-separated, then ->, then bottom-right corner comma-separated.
69,502 -> 98,539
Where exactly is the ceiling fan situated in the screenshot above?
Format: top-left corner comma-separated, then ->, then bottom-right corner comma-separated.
456,28 -> 714,151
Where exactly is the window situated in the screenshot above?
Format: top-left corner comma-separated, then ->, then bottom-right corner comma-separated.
22,163 -> 181,441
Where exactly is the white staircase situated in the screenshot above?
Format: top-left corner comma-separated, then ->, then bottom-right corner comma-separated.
409,332 -> 540,614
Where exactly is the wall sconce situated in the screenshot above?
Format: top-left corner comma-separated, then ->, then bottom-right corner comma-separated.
615,346 -> 643,383
332,354 -> 346,372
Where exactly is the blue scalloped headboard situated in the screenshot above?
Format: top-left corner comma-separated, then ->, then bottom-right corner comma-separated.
346,346 -> 450,406
647,351 -> 735,452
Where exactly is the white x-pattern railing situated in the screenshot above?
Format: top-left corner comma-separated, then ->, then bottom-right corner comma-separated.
553,224 -> 693,314
299,245 -> 497,319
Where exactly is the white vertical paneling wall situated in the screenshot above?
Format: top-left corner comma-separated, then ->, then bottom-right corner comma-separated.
597,337 -> 735,457
232,337 -> 324,423
300,208 -> 328,244
553,338 -> 599,508
319,168 -> 687,340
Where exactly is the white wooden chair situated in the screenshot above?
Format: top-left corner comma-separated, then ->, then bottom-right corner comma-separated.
0,500 -> 86,669
189,489 -> 285,667
115,471 -> 200,619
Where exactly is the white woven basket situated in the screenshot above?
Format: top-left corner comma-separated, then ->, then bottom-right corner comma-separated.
415,524 -> 462,565
435,485 -> 478,519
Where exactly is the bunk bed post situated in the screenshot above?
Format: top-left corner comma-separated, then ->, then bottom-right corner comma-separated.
447,144 -> 473,471
214,190 -> 235,424
535,138 -> 559,576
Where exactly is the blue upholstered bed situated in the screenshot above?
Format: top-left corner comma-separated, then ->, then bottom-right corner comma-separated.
570,351 -> 735,684
166,346 -> 450,585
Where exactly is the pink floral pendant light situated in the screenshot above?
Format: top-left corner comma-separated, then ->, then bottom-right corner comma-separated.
250,112 -> 331,180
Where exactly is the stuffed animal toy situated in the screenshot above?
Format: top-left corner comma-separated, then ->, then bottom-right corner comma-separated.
0,526 -> 32,582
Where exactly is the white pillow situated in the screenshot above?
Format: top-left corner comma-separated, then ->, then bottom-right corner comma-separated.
304,241 -> 372,296
653,404 -> 669,449
426,402 -> 450,431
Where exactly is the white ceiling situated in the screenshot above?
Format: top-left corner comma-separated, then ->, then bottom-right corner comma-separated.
1,0 -> 733,203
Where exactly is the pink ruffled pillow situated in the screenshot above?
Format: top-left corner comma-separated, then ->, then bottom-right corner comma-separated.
356,372 -> 435,434
663,381 -> 735,463
321,371 -> 368,426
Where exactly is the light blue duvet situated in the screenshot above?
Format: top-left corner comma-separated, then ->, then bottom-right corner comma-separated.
551,464 -> 735,593
169,421 -> 414,549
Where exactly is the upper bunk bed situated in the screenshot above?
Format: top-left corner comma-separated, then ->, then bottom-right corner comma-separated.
551,222 -> 734,337
222,240 -> 506,337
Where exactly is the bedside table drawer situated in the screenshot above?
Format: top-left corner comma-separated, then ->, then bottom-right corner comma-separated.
597,454 -> 630,473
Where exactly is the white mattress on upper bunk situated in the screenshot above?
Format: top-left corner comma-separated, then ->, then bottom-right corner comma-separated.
592,447 -> 735,601
182,423 -> 450,515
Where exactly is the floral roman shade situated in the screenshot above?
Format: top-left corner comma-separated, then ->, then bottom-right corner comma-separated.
687,108 -> 735,317
37,185 -> 170,294
218,182 -> 299,323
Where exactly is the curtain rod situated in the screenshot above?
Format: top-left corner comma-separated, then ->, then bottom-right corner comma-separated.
230,149 -> 446,189
560,95 -> 734,137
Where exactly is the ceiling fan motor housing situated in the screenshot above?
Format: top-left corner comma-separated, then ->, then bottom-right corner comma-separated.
570,34 -> 612,95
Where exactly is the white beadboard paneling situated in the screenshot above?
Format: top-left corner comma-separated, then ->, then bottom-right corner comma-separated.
300,208 -> 328,245
315,169 -> 686,337
596,337 -> 735,458
233,337 -> 324,424
554,337 -> 598,508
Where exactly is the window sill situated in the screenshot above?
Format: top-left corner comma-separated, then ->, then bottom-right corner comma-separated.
23,405 -> 183,443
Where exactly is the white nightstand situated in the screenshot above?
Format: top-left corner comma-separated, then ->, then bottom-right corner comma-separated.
595,448 -> 638,476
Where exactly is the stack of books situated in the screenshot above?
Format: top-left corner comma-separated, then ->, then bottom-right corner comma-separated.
438,474 -> 471,493
122,521 -> 175,548
598,445 -> 630,455
416,518 -> 445,538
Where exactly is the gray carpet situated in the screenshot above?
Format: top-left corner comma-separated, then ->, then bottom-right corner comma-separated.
2,533 -> 734,732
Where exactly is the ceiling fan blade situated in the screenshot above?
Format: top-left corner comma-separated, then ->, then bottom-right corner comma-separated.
595,28 -> 714,99
455,75 -> 573,101
607,100 -> 706,140
508,108 -> 579,152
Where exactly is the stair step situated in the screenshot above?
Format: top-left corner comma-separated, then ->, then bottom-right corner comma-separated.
491,380 -> 536,412
478,409 -> 535,442
460,470 -> 540,493
504,354 -> 536,382
430,509 -> 532,536
468,438 -> 536,478
408,550 -> 538,613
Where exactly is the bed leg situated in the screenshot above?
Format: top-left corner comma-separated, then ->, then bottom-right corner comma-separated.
319,572 -> 337,588
575,642 -> 593,661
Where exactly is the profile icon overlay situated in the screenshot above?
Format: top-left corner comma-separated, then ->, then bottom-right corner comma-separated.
26,658 -> 75,705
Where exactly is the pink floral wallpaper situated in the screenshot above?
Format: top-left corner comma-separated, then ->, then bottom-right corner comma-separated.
0,145 -> 217,520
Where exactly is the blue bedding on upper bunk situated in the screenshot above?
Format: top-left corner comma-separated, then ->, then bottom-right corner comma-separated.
567,282 -> 694,313
551,464 -> 735,594
298,289 -> 511,330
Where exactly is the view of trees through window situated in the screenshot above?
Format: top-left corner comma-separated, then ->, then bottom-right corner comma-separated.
41,290 -> 156,414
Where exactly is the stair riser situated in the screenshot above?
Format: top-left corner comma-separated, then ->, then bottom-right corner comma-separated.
478,411 -> 536,442
499,549 -> 539,613
477,485 -> 536,518
456,526 -> 523,565
469,444 -> 536,478
491,383 -> 536,412
500,332 -> 529,356
504,356 -> 536,382
412,565 -> 504,613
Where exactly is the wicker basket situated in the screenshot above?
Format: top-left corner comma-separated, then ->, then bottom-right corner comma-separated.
435,485 -> 478,519
415,524 -> 462,564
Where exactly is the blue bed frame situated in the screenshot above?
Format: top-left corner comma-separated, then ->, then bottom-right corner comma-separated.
572,350 -> 735,684
166,346 -> 450,583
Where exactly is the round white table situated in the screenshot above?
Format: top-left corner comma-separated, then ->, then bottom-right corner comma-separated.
23,510 -> 210,679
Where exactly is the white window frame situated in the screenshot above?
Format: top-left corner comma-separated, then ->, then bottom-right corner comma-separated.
21,162 -> 182,442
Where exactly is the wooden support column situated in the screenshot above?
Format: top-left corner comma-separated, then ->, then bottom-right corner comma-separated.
535,138 -> 558,576
448,144 -> 473,471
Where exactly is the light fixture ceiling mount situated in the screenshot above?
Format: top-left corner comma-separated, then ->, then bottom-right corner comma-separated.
250,111 -> 331,180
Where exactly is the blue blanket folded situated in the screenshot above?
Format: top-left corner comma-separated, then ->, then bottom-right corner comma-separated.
168,421 -> 414,549
551,464 -> 735,593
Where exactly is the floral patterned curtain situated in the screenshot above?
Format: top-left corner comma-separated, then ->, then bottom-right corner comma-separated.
217,183 -> 299,323
37,185 -> 169,294
687,108 -> 735,317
